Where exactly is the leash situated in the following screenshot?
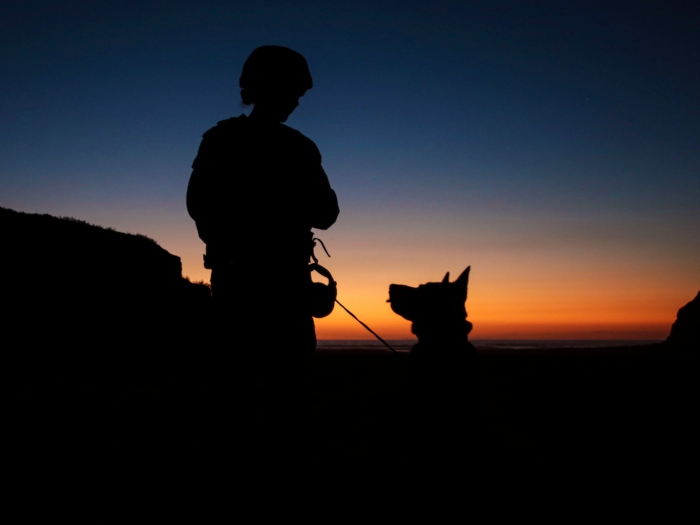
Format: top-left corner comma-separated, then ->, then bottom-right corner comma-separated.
311,236 -> 402,356
334,299 -> 401,355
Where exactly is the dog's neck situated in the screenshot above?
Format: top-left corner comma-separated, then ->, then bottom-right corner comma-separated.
411,318 -> 473,350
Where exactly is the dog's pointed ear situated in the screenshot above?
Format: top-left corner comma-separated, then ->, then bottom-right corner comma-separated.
455,266 -> 470,299
442,272 -> 450,283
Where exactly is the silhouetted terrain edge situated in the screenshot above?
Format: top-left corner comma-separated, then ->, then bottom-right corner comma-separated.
0,207 -> 210,382
666,290 -> 700,352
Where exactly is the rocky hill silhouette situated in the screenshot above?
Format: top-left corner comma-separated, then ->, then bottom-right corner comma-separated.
667,290 -> 699,352
0,206 -> 211,384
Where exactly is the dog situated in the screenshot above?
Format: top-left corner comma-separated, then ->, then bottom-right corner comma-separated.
388,267 -> 482,476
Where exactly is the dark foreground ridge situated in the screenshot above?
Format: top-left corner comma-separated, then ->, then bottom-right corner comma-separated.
1,206 -> 211,380
2,206 -> 696,511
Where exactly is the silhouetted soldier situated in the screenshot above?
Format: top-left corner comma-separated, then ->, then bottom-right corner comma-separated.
187,46 -> 339,478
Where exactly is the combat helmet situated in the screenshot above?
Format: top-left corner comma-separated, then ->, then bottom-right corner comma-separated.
240,45 -> 313,98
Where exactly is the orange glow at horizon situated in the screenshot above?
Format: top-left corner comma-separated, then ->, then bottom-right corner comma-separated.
119,205 -> 695,343
178,240 -> 687,341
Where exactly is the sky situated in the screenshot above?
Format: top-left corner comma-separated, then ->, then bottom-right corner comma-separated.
1,0 -> 698,340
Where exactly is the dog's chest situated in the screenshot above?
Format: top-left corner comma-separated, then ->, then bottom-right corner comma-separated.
411,340 -> 476,359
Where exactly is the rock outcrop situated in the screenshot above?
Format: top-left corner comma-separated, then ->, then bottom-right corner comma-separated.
0,207 -> 210,379
667,291 -> 700,351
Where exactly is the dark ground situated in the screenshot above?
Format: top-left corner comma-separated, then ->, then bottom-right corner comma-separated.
5,343 -> 695,515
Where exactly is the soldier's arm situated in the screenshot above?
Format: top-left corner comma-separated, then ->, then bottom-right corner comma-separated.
301,136 -> 339,230
308,163 -> 339,230
187,130 -> 224,244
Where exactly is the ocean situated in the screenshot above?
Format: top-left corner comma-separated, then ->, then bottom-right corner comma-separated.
316,339 -> 663,352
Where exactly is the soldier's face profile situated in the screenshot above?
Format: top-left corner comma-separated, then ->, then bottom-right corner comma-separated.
276,89 -> 306,122
256,87 -> 307,122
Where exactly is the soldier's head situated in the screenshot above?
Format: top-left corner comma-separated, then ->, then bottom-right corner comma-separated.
240,46 -> 313,122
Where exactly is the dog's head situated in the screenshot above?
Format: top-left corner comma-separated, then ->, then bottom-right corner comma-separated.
387,267 -> 470,325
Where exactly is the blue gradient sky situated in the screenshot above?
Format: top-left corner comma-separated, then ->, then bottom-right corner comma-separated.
2,1 -> 698,338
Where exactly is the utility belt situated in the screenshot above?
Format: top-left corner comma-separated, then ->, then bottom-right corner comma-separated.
203,232 -> 312,270
203,231 -> 337,318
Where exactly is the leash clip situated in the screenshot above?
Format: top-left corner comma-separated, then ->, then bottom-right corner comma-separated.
310,236 -> 331,264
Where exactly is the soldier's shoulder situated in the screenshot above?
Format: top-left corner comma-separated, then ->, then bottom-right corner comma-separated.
202,115 -> 246,140
279,124 -> 321,161
192,116 -> 247,169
